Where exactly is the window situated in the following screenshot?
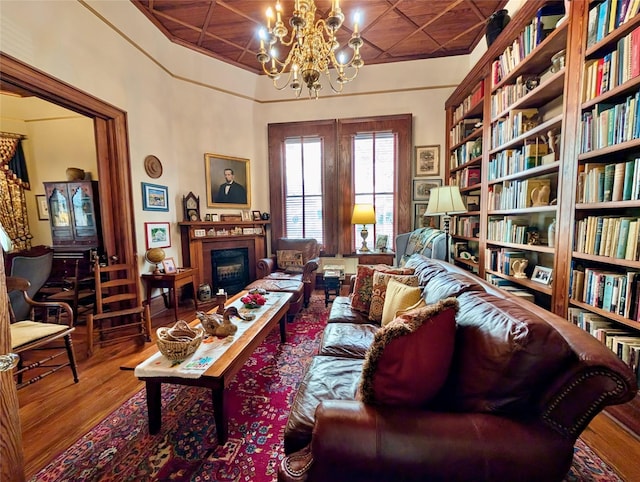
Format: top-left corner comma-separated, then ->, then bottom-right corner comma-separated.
268,115 -> 412,255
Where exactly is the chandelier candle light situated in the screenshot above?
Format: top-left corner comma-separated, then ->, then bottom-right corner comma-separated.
257,0 -> 363,98
424,186 -> 467,263
351,203 -> 376,253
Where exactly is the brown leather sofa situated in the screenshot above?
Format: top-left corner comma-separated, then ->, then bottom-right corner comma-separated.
278,254 -> 638,482
257,238 -> 320,307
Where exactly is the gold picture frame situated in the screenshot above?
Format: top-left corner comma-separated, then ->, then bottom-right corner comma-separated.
205,153 -> 251,208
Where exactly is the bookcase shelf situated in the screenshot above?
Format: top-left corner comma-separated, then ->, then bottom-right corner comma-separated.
576,200 -> 640,209
485,268 -> 554,295
581,75 -> 640,110
451,156 -> 482,173
578,138 -> 640,161
489,160 -> 560,184
570,299 -> 640,332
585,12 -> 640,58
572,251 -> 640,269
489,114 -> 563,155
485,239 -> 555,254
488,206 -> 558,215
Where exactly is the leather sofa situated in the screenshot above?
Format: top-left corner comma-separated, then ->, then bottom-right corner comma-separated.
257,238 -> 320,307
278,254 -> 638,482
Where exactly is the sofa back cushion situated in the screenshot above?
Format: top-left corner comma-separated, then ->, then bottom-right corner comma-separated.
442,291 -> 573,414
423,272 -> 485,305
276,238 -> 319,263
403,254 -> 448,286
276,250 -> 305,274
359,298 -> 459,407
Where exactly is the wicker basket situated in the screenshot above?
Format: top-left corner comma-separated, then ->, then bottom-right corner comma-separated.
156,320 -> 203,361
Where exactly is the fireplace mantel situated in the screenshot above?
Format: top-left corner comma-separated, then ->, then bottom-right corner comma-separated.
179,221 -> 268,291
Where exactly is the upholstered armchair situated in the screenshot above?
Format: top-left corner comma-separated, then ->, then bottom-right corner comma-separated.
257,238 -> 320,307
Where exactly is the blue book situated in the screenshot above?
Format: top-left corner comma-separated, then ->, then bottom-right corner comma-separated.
623,160 -> 634,200
596,1 -> 610,42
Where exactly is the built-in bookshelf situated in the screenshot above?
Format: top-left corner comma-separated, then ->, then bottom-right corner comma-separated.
445,0 -> 640,421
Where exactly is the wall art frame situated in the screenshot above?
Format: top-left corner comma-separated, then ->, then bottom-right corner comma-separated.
141,182 -> 169,212
205,153 -> 251,208
145,222 -> 171,249
412,178 -> 442,201
414,145 -> 440,177
36,194 -> 49,220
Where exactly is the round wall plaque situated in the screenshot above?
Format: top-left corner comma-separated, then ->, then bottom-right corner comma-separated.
144,155 -> 163,179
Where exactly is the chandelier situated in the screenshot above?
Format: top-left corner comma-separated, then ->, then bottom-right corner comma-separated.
257,0 -> 363,98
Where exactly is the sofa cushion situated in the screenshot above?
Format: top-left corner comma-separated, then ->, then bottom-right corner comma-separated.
277,250 -> 305,274
403,254 -> 449,286
350,265 -> 414,313
359,298 -> 459,407
369,273 -> 419,323
423,272 -> 485,305
443,291 -> 573,414
381,278 -> 423,326
284,355 -> 364,454
319,322 -> 379,358
328,296 -> 372,325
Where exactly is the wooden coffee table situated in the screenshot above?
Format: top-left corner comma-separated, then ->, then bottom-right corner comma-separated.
122,290 -> 291,445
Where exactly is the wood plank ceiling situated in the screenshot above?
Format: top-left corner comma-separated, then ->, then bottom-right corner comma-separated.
131,0 -> 508,74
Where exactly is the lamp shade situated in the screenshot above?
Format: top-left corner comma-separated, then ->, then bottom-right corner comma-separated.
425,186 -> 466,216
351,204 -> 376,224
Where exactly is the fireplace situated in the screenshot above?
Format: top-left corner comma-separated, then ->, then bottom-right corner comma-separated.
211,248 -> 249,295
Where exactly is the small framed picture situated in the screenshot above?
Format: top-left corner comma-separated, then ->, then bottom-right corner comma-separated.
141,182 -> 169,212
162,257 -> 177,274
145,222 -> 171,249
194,229 -> 206,237
531,265 -> 553,285
205,214 -> 211,222
242,210 -> 251,221
413,178 -> 442,201
243,227 -> 255,235
413,203 -> 441,230
252,210 -> 262,221
254,226 -> 264,235
414,145 -> 440,177
211,213 -> 220,222
36,194 -> 49,220
375,234 -> 388,251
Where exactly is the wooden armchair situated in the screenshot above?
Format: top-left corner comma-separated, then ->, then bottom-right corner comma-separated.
256,238 -> 320,307
7,276 -> 79,389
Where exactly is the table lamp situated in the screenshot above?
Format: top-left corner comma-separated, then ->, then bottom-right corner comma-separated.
425,186 -> 466,263
351,204 -> 376,252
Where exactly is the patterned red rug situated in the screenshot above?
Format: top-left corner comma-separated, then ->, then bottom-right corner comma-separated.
30,294 -> 623,482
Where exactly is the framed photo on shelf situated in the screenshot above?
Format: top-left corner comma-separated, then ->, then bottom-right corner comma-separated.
211,213 -> 220,222
375,234 -> 388,251
36,194 -> 49,220
413,203 -> 441,230
413,178 -> 442,201
242,210 -> 251,221
204,153 -> 250,208
145,222 -> 171,249
252,210 -> 262,221
141,182 -> 169,212
531,265 -> 553,285
414,145 -> 440,177
162,257 -> 177,274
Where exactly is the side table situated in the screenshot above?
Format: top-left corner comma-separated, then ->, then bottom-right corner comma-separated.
141,267 -> 199,321
356,250 -> 396,266
323,272 -> 342,307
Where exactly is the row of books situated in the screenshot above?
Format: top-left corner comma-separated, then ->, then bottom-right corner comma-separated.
487,216 -> 530,244
586,0 -> 640,49
567,308 -> 640,381
490,75 -> 543,119
490,6 -> 565,88
450,117 -> 481,146
491,108 -> 540,149
488,178 -> 552,210
570,267 -> 640,319
450,167 -> 481,189
579,89 -> 640,153
484,248 -> 526,276
451,216 -> 480,238
583,25 -> 640,103
577,159 -> 640,203
485,273 -> 536,302
574,216 -> 640,261
452,81 -> 484,124
488,142 -> 551,180
450,139 -> 481,169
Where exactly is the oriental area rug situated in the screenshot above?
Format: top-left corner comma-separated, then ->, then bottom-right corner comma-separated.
30,294 -> 623,482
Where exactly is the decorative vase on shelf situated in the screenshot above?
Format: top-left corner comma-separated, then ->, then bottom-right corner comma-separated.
548,219 -> 557,248
485,9 -> 510,46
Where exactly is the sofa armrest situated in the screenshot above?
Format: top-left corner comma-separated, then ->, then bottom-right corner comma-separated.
301,257 -> 319,283
280,400 -> 573,482
256,256 -> 276,278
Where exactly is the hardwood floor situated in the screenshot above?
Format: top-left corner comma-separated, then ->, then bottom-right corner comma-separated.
16,294 -> 640,481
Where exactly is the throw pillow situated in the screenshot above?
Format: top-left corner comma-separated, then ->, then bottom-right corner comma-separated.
380,278 -> 423,326
359,297 -> 459,407
350,265 -> 415,314
276,250 -> 304,274
368,272 -> 419,323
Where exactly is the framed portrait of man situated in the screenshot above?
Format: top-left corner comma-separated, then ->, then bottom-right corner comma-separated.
205,153 -> 251,208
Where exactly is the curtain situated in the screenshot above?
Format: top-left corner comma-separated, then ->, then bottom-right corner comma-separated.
0,134 -> 32,251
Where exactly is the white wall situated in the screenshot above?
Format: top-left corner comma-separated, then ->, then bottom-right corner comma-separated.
0,0 -> 473,266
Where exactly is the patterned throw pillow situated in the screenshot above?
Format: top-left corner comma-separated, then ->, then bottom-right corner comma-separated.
359,298 -> 459,407
368,272 -> 419,323
380,278 -> 424,326
276,250 -> 304,274
350,265 -> 415,314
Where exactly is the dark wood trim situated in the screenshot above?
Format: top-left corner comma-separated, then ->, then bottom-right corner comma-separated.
0,53 -> 136,265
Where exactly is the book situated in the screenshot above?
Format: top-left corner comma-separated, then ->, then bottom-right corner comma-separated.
611,162 -> 626,201
616,217 -> 632,258
623,160 -> 635,200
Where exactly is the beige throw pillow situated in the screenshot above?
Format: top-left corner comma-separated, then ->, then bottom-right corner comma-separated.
381,279 -> 424,326
368,272 -> 419,323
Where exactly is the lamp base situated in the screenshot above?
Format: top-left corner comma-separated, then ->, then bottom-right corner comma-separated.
359,225 -> 370,252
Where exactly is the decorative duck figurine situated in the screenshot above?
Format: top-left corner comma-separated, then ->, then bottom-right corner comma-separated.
196,307 -> 247,338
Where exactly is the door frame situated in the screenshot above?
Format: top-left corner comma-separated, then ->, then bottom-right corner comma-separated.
0,53 -> 137,480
